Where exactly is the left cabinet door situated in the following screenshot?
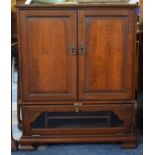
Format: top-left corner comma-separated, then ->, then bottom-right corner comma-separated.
18,9 -> 77,101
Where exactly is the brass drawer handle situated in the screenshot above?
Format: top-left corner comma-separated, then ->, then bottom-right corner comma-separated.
74,102 -> 82,113
75,107 -> 80,113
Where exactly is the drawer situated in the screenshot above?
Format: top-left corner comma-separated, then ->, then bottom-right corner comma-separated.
21,104 -> 135,136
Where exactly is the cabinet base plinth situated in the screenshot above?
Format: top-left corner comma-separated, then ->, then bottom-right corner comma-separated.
121,141 -> 137,149
18,144 -> 34,151
19,134 -> 136,150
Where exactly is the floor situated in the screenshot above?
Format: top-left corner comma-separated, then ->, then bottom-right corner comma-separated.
12,143 -> 143,155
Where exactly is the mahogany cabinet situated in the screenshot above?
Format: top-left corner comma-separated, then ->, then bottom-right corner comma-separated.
17,3 -> 138,150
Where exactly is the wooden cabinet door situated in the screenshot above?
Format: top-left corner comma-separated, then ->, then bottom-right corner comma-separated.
18,10 -> 77,101
78,9 -> 136,100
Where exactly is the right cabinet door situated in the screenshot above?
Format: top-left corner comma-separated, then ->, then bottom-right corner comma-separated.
78,9 -> 136,100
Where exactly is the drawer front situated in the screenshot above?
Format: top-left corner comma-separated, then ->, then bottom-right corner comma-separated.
21,103 -> 135,136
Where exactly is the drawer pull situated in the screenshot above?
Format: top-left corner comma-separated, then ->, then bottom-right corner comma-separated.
75,107 -> 80,113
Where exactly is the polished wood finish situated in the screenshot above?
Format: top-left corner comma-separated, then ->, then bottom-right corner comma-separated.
18,10 -> 77,101
18,144 -> 34,151
122,141 -> 137,149
21,104 -> 135,136
11,12 -> 17,39
17,3 -> 138,150
78,9 -> 136,100
19,135 -> 136,150
139,0 -> 143,23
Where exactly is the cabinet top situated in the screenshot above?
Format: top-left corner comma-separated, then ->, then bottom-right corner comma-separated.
16,1 -> 138,9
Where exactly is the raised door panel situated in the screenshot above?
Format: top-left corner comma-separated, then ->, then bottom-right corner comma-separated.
78,9 -> 136,100
18,10 -> 77,101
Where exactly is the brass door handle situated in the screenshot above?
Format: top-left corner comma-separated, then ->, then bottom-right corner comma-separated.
69,46 -> 77,55
79,46 -> 85,55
